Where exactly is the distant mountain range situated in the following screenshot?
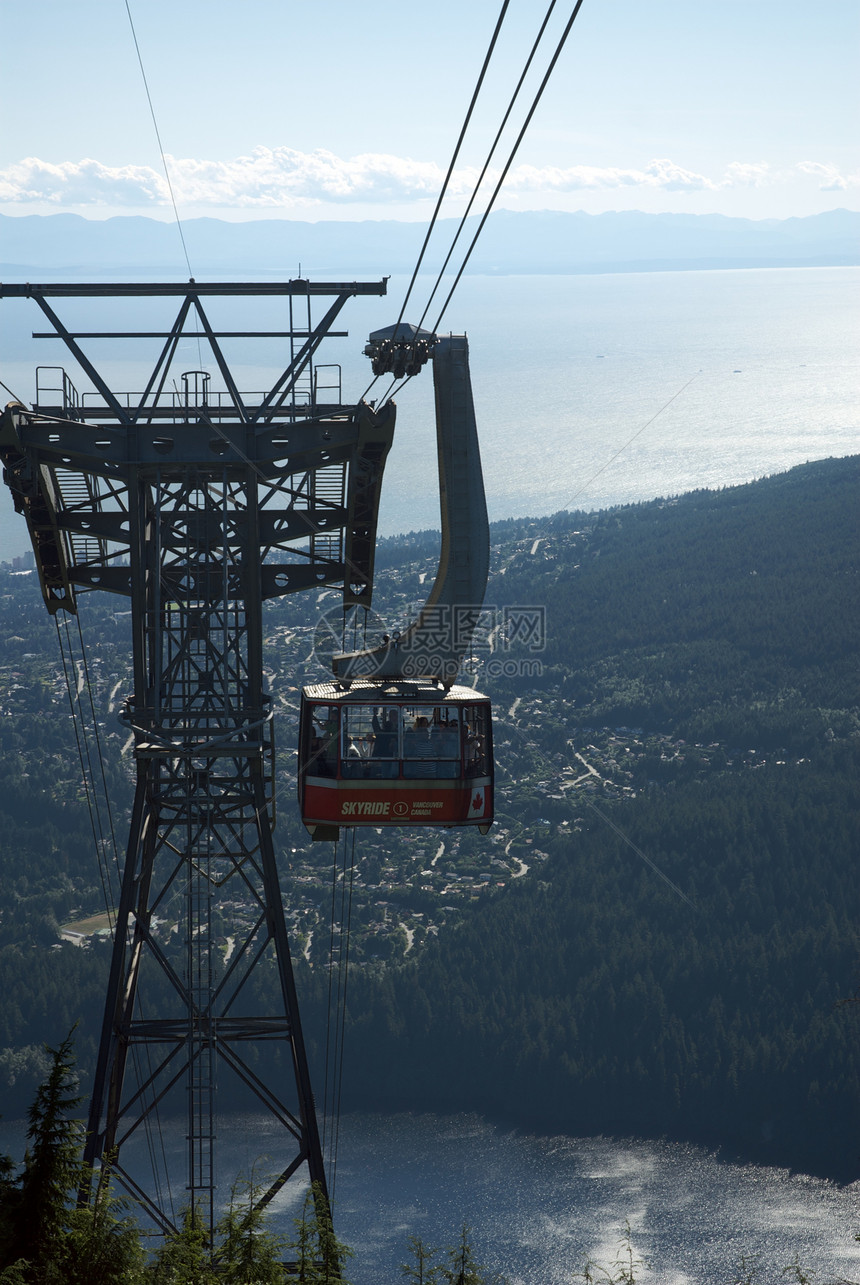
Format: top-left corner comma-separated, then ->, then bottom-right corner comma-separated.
1,208 -> 857,277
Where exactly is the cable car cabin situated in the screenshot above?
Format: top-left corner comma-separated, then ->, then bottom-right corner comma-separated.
299,680 -> 493,840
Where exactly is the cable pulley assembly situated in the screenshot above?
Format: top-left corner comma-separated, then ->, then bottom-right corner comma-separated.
364,323 -> 437,378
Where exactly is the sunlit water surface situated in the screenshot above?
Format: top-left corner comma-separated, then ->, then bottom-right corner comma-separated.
7,1111 -> 857,1284
136,1112 -> 860,1285
1,267 -> 857,557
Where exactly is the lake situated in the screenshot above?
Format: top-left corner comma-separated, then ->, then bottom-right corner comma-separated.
1,266 -> 858,556
6,1109 -> 857,1284
225,1112 -> 860,1284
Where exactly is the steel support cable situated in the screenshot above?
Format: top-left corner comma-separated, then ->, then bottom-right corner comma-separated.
322,833 -> 344,1162
55,616 -> 115,921
328,830 -> 352,1179
373,1 -> 588,410
393,0 -> 512,337
62,616 -> 174,1216
559,373 -> 701,512
124,0 -> 203,367
492,708 -> 697,910
585,798 -> 696,909
131,990 -> 174,1228
123,0 -> 193,281
75,612 -> 122,885
58,619 -> 174,1216
356,0 -> 512,409
378,366 -> 699,542
59,619 -> 171,1231
330,826 -> 357,1204
414,0 -> 560,335
362,371 -> 408,411
0,376 -> 27,405
321,826 -> 358,1194
431,0 -> 588,335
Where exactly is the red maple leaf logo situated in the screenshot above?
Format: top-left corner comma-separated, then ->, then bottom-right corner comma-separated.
469,790 -> 483,814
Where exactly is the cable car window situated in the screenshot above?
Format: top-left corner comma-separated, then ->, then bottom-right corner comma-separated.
307,703 -> 339,777
342,705 -> 399,779
402,706 -> 460,779
463,704 -> 490,778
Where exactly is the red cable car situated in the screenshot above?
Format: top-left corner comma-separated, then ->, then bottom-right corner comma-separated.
298,680 -> 493,840
297,330 -> 494,839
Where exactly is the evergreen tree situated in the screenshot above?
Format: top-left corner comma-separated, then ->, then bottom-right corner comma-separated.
216,1171 -> 286,1284
0,1146 -> 20,1275
148,1204 -> 218,1285
290,1183 -> 352,1284
0,1031 -> 145,1284
439,1225 -> 484,1285
1,1030 -> 84,1280
64,1159 -> 145,1285
401,1234 -> 440,1284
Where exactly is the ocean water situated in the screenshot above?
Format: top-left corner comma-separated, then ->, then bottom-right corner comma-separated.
378,266 -> 859,533
1,266 -> 857,558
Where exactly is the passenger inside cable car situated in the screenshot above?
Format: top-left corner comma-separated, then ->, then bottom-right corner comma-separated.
299,681 -> 493,838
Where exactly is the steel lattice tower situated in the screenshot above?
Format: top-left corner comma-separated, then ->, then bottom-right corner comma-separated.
0,279 -> 394,1244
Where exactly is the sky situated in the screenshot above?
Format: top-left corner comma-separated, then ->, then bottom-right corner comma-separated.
0,0 -> 857,224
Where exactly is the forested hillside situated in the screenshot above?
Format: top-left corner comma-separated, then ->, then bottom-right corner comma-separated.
0,455 -> 857,1180
334,746 -> 859,1179
322,455 -> 860,1179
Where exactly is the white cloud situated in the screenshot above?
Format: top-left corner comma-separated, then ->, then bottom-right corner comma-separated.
795,160 -> 859,191
638,158 -> 717,192
503,158 -> 716,193
0,149 -> 855,209
0,156 -> 167,205
168,147 -> 450,205
722,161 -> 772,187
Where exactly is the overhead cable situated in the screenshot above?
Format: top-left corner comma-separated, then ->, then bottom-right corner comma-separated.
431,0 -> 589,334
331,827 -> 357,1203
322,837 -> 343,1161
415,0 -> 560,334
378,1 -> 588,408
393,0 -> 512,335
55,615 -> 116,918
0,376 -> 28,406
124,0 -> 194,280
559,373 -> 701,513
322,827 -> 358,1200
75,612 -> 122,884
56,609 -> 175,1213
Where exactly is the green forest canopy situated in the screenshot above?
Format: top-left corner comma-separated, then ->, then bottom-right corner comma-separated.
0,454 -> 857,1179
